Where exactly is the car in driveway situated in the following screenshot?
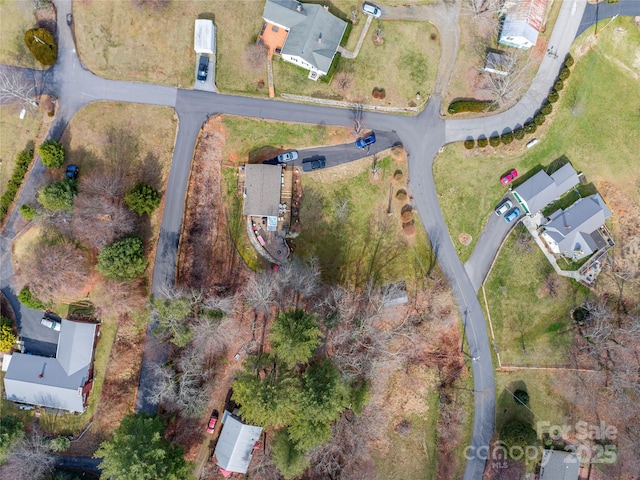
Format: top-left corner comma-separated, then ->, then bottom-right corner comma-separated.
504,207 -> 521,223
495,199 -> 512,216
356,132 -> 376,149
41,316 -> 61,332
206,410 -> 219,434
197,55 -> 209,82
362,2 -> 382,17
302,156 -> 326,172
277,150 -> 298,163
500,169 -> 518,185
66,13 -> 73,25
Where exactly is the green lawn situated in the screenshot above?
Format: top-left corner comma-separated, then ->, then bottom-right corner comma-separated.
0,106 -> 42,197
220,116 -> 352,163
483,225 -> 590,366
221,166 -> 262,271
0,0 -> 38,68
273,20 -> 440,107
434,16 -> 640,262
297,155 -> 433,287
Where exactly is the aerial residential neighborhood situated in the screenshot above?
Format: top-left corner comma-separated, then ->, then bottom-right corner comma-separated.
0,1 -> 639,480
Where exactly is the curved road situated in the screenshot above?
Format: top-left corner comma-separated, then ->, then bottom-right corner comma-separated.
2,0 -> 638,477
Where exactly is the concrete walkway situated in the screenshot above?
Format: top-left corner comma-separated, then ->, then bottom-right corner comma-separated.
338,15 -> 373,59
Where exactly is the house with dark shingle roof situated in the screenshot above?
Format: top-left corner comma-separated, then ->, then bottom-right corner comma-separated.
539,449 -> 580,480
512,163 -> 579,215
540,193 -> 612,260
499,0 -> 548,50
263,0 -> 347,77
2,319 -> 98,413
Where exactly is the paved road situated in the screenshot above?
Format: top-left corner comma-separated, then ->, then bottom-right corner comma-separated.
3,0 -> 639,477
445,0 -> 588,143
464,192 -> 522,291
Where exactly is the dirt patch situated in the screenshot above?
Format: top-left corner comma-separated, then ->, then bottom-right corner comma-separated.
459,233 -> 472,246
66,312 -> 145,456
177,116 -> 250,294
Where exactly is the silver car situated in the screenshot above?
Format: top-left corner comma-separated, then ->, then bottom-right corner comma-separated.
277,150 -> 299,163
495,199 -> 512,216
41,317 -> 61,332
362,2 -> 382,18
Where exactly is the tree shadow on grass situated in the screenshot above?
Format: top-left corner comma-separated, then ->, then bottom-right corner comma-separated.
496,380 -> 534,433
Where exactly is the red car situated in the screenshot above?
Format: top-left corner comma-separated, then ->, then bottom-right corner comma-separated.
500,169 -> 518,185
206,410 -> 219,434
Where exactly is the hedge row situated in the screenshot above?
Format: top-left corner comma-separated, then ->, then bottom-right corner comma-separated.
0,149 -> 34,221
447,99 -> 498,114
463,54 -> 574,149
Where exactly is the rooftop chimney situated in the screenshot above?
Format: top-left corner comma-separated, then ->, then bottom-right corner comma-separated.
296,4 -> 302,12
318,33 -> 322,44
323,5 -> 329,11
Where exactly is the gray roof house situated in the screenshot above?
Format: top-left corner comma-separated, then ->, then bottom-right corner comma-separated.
3,319 -> 98,413
243,164 -> 282,219
263,0 -> 347,77
499,0 -> 548,50
214,411 -> 263,475
512,163 -> 579,215
539,449 -> 579,480
540,193 -> 612,260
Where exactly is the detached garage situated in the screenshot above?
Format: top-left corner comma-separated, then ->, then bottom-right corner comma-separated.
194,19 -> 215,54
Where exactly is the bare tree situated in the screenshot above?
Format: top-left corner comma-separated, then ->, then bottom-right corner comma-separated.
350,103 -> 365,137
349,5 -> 358,23
333,71 -> 354,95
243,272 -> 275,317
0,68 -> 38,109
464,0 -> 502,17
15,235 -> 92,301
276,257 -> 321,307
0,432 -> 55,480
244,44 -> 269,71
373,26 -> 385,44
72,193 -> 137,249
480,49 -> 530,106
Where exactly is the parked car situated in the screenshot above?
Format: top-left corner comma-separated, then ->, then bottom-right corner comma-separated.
66,13 -> 72,26
362,2 -> 382,18
277,150 -> 299,163
356,132 -> 376,149
206,410 -> 219,434
41,317 -> 61,332
504,207 -> 521,223
197,55 -> 209,82
66,164 -> 79,180
500,169 -> 518,185
302,156 -> 326,172
495,199 -> 512,216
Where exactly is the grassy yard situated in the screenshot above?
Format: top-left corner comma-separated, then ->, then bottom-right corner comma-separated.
483,225 -> 590,366
221,166 -> 262,271
434,16 -> 640,262
273,20 -> 440,107
220,116 -> 353,164
373,367 -> 440,480
0,106 -> 42,196
72,0 -> 439,104
0,0 -> 39,67
297,154 -> 433,287
444,0 -> 561,111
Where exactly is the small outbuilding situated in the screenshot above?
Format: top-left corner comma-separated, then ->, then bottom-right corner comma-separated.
214,411 -> 263,476
194,19 -> 215,54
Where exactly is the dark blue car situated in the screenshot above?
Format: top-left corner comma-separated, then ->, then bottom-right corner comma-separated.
356,132 -> 376,149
